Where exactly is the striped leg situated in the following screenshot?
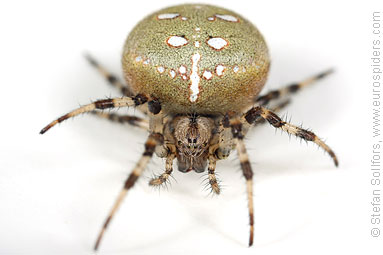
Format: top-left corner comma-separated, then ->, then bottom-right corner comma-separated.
40,94 -> 149,134
256,69 -> 333,106
85,54 -> 134,96
253,99 -> 291,126
149,153 -> 175,186
90,111 -> 149,130
244,106 -> 339,167
207,155 -> 220,194
94,132 -> 164,251
226,116 -> 254,246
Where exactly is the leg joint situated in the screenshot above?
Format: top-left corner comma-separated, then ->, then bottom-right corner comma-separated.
148,99 -> 162,114
133,94 -> 148,106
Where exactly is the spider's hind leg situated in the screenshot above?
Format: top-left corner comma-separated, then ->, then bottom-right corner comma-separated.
90,111 -> 149,130
256,69 -> 333,107
85,54 -> 134,96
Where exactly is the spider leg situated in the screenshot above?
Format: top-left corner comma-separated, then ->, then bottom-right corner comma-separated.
207,155 -> 220,194
94,132 -> 164,251
149,153 -> 175,186
256,69 -> 333,106
40,94 -> 149,134
244,106 -> 339,167
224,115 -> 254,246
90,111 -> 149,130
253,99 -> 291,126
85,54 -> 134,96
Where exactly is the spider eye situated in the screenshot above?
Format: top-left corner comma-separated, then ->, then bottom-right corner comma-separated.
178,140 -> 182,145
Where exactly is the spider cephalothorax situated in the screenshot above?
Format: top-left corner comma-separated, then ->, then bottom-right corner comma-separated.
40,3 -> 338,251
171,115 -> 215,172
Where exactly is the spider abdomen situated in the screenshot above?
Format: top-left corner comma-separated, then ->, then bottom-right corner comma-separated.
122,4 -> 270,114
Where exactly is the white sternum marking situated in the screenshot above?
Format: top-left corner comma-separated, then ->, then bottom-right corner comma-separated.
189,53 -> 201,102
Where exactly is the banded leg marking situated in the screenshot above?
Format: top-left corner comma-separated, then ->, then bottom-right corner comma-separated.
256,69 -> 334,106
85,54 -> 134,96
253,99 -> 291,126
94,133 -> 164,251
236,139 -> 254,246
245,106 -> 339,167
90,111 -> 149,130
40,94 -> 148,134
227,115 -> 254,246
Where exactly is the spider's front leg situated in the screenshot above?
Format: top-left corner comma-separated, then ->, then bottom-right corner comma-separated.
40,94 -> 150,134
94,131 -> 164,251
223,113 -> 255,246
94,105 -> 165,251
244,106 -> 339,166
40,92 -> 165,251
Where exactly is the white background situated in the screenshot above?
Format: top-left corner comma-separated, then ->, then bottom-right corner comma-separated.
0,0 -> 381,254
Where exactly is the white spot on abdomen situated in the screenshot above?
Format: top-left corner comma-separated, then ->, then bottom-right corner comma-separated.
167,36 -> 188,48
203,70 -> 213,80
135,56 -> 142,62
189,53 -> 201,102
157,66 -> 165,73
158,13 -> 180,20
215,14 -> 239,22
169,69 -> 176,78
216,65 -> 226,76
207,37 -> 228,50
179,65 -> 187,74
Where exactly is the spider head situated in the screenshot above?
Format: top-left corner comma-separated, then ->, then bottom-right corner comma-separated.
173,115 -> 214,173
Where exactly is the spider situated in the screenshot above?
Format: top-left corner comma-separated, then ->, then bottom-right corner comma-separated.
40,4 -> 338,251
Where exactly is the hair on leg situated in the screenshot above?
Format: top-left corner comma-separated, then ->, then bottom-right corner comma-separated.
224,114 -> 254,246
244,106 -> 338,166
207,155 -> 220,194
94,132 -> 164,251
149,153 -> 175,186
40,94 -> 150,134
